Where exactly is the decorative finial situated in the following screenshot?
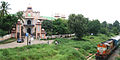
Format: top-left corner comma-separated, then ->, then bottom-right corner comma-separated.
18,20 -> 20,21
37,20 -> 40,23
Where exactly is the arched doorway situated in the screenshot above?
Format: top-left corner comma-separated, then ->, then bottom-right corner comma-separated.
27,28 -> 31,34
27,20 -> 31,24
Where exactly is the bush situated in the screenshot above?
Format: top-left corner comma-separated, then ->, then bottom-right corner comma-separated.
0,29 -> 7,36
2,49 -> 9,56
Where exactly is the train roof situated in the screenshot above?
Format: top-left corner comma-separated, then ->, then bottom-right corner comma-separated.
101,39 -> 113,44
111,36 -> 120,41
100,36 -> 120,45
104,43 -> 110,46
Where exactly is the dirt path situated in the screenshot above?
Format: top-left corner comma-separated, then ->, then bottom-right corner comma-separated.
0,39 -> 54,49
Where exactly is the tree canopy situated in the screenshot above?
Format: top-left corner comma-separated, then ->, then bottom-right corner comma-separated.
0,1 -> 23,36
68,14 -> 120,40
0,1 -> 10,17
42,20 -> 53,36
87,20 -> 101,35
68,14 -> 88,39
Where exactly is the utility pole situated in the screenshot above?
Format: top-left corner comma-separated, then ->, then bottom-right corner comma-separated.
26,33 -> 29,45
27,36 -> 28,45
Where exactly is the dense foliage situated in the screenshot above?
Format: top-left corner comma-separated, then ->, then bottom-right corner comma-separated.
68,14 -> 120,39
52,18 -> 70,35
42,20 -> 53,36
42,18 -> 71,35
87,20 -> 101,35
42,14 -> 120,39
0,1 -> 10,17
0,14 -> 18,35
68,14 -> 88,39
0,1 -> 23,36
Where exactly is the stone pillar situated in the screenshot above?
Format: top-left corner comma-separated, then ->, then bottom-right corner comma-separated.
11,28 -> 16,38
36,20 -> 41,39
16,20 -> 22,39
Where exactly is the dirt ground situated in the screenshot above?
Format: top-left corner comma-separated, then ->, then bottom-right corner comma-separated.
0,39 -> 54,49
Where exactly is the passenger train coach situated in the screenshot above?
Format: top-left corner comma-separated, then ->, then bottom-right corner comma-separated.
96,36 -> 120,59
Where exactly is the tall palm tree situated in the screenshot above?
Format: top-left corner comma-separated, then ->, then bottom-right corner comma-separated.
0,1 -> 11,17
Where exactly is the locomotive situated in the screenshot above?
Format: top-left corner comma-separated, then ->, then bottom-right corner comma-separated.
96,36 -> 120,59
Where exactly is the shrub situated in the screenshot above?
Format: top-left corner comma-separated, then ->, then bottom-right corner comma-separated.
2,49 -> 9,56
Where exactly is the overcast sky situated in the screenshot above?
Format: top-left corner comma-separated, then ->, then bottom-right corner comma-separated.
0,0 -> 120,23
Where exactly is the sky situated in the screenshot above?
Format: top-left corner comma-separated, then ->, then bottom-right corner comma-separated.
0,0 -> 120,23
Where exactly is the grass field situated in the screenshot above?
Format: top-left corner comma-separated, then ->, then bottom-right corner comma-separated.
0,38 -> 16,45
0,34 -> 115,60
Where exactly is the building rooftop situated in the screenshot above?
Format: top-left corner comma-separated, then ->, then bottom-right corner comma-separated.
40,16 -> 55,20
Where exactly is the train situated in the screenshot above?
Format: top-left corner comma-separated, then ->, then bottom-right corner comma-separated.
96,36 -> 120,59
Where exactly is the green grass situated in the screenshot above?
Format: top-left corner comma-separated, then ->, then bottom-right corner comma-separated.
0,34 -> 114,60
0,38 -> 16,45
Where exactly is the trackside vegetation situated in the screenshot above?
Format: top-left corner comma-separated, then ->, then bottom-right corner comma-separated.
0,34 -> 114,60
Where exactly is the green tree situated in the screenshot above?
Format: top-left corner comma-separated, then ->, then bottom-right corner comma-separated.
112,27 -> 119,35
113,20 -> 119,28
0,1 -> 24,36
101,21 -> 107,28
0,1 -> 10,17
62,19 -> 71,34
53,18 -> 70,35
68,14 -> 88,39
0,14 -> 18,34
0,29 -> 7,36
42,20 -> 53,36
99,28 -> 109,35
113,20 -> 120,31
107,23 -> 113,32
16,11 -> 24,23
99,21 -> 109,35
87,20 -> 101,35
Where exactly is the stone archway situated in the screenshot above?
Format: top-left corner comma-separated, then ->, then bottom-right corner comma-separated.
27,28 -> 31,34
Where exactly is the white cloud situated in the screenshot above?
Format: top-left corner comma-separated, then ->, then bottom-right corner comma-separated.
0,0 -> 120,23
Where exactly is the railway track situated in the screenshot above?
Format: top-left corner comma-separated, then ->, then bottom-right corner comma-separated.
108,47 -> 120,60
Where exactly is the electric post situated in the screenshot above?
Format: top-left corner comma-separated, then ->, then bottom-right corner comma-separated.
26,33 -> 29,45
